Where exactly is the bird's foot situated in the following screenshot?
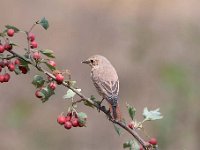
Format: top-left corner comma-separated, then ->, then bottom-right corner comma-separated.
106,108 -> 113,120
98,105 -> 112,120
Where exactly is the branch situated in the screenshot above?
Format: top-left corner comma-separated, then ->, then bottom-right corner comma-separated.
8,50 -> 151,150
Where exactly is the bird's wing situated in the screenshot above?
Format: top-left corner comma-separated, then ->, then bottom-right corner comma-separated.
101,80 -> 119,97
99,79 -> 119,106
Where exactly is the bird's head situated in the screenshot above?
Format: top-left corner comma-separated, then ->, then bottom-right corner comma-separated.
82,55 -> 110,68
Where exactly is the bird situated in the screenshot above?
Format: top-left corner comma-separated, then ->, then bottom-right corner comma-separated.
82,55 -> 121,121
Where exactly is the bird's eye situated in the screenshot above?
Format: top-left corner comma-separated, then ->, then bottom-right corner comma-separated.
90,59 -> 94,63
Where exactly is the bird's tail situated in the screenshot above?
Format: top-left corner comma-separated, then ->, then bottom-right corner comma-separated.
109,103 -> 122,121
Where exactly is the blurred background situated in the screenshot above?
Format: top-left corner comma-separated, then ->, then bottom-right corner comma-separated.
0,0 -> 200,149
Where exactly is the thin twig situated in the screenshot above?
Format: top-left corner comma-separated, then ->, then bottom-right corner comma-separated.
72,99 -> 85,105
0,55 -> 15,60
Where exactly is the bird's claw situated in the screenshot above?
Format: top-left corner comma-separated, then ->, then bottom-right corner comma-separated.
96,99 -> 104,112
106,108 -> 113,120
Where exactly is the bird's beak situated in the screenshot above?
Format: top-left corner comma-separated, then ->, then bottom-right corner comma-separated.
81,60 -> 90,64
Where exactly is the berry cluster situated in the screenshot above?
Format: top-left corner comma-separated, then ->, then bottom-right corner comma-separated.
0,29 -> 15,53
28,33 -> 38,49
0,29 -> 17,53
34,72 -> 64,100
57,112 -> 86,130
1,25 -> 69,103
0,29 -> 32,83
27,32 -> 41,60
0,42 -> 12,53
0,58 -> 28,83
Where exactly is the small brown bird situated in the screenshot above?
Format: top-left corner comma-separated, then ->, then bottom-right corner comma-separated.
82,55 -> 121,120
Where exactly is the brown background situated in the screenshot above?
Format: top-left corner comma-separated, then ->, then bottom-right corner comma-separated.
0,0 -> 200,149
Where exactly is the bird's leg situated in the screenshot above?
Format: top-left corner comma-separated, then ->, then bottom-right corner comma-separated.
97,98 -> 105,112
107,108 -> 112,120
99,98 -> 104,105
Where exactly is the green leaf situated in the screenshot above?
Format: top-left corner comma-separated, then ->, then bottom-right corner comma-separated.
84,100 -> 94,108
123,140 -> 140,150
90,95 -> 101,104
40,49 -> 55,58
126,103 -> 136,120
10,42 -> 18,47
19,56 -> 31,66
5,25 -> 20,32
32,75 -> 45,88
132,140 -> 140,150
39,17 -> 49,30
0,54 -> 4,59
113,124 -> 121,136
123,140 -> 134,149
44,62 -> 56,71
77,112 -> 87,126
63,89 -> 81,99
143,107 -> 163,121
40,86 -> 55,102
90,95 -> 96,101
14,66 -> 21,75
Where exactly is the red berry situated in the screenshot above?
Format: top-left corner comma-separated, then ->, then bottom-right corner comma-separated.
65,116 -> 71,122
149,138 -> 157,145
3,73 -> 10,82
64,121 -> 72,129
57,115 -> 67,125
139,145 -> 143,150
0,66 -> 2,72
66,112 -> 72,121
128,122 -> 134,129
49,82 -> 57,90
0,45 -> 5,53
48,60 -> 56,67
67,112 -> 72,117
55,73 -> 64,84
0,61 -> 5,68
14,59 -> 20,65
35,90 -> 43,98
8,63 -> 15,72
7,29 -> 15,37
71,118 -> 79,127
0,74 -> 4,83
33,52 -> 41,60
4,43 -> 12,51
31,41 -> 38,49
19,66 -> 28,74
28,33 -> 35,42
